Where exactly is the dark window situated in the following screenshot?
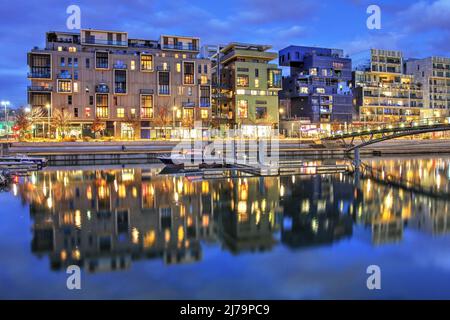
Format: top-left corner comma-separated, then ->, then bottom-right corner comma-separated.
256,106 -> 267,119
114,70 -> 127,94
74,107 -> 79,118
68,57 -> 72,67
158,71 -> 170,95
114,96 -> 118,106
89,95 -> 94,105
60,57 -> 65,66
204,64 -> 207,73
95,51 -> 109,69
255,68 -> 259,77
74,58 -> 78,68
68,95 -> 72,105
86,58 -> 90,68
198,64 -> 202,73
200,86 -> 210,107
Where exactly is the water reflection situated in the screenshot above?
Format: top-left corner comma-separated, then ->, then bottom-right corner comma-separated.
13,157 -> 450,273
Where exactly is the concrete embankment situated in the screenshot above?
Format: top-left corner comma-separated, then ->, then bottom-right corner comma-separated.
5,139 -> 450,164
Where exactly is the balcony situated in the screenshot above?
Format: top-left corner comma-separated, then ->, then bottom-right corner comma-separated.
113,62 -> 127,69
182,101 -> 195,108
28,85 -> 53,92
114,87 -> 127,94
95,84 -> 109,93
57,72 -> 72,79
156,65 -> 170,71
28,71 -> 51,79
82,38 -> 128,47
140,89 -> 154,95
162,43 -> 199,51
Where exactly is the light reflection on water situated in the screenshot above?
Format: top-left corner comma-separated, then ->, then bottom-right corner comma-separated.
1,156 -> 450,299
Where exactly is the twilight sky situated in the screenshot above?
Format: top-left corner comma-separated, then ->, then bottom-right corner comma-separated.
1,0 -> 449,107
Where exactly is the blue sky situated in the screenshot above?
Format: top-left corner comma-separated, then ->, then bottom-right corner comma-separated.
1,0 -> 449,107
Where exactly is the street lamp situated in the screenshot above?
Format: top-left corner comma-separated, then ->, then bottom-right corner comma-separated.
172,106 -> 178,139
1,100 -> 10,140
45,103 -> 51,139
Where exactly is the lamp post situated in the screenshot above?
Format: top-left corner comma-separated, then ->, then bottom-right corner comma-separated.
172,106 -> 178,138
45,103 -> 51,139
1,100 -> 10,140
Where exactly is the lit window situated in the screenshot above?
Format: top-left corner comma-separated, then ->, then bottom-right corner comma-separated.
251,90 -> 258,95
141,95 -> 153,118
309,68 -> 317,76
238,100 -> 248,118
57,79 -> 72,93
58,46 -> 63,52
73,82 -> 79,93
69,46 -> 77,53
201,75 -> 208,84
316,88 -> 325,94
85,107 -> 91,117
300,87 -> 309,94
201,109 -> 208,119
237,75 -> 249,87
255,79 -> 259,88
140,54 -> 153,71
175,54 -> 179,59
117,108 -> 125,118
131,108 -> 136,118
236,89 -> 245,95
183,62 -> 195,85
176,63 -> 181,73
131,60 -> 136,70
182,54 -> 186,59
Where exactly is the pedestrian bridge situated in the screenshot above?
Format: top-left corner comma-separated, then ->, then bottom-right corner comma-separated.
322,116 -> 450,152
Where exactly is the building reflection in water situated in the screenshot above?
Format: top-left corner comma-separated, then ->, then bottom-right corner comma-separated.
14,157 -> 450,273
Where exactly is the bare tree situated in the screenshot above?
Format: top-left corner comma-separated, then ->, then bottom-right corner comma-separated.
91,117 -> 106,138
14,107 -> 44,140
51,108 -> 72,139
122,114 -> 140,140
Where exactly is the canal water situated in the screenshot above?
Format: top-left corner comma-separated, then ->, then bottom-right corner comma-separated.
1,155 -> 450,299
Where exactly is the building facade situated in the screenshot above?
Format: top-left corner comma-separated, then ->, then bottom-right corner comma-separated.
27,29 -> 212,139
279,46 -> 353,127
405,56 -> 450,118
352,49 -> 423,123
212,43 -> 281,137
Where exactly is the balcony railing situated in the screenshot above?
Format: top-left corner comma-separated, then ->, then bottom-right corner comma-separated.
95,85 -> 109,93
57,73 -> 72,79
140,89 -> 154,95
28,72 -> 51,79
114,87 -> 127,94
28,85 -> 53,92
82,38 -> 128,47
182,101 -> 195,108
156,65 -> 170,71
162,43 -> 199,51
113,63 -> 127,69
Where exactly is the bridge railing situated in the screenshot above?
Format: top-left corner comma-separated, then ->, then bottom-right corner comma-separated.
325,116 -> 450,139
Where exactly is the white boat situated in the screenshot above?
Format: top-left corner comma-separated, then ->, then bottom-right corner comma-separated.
0,154 -> 48,166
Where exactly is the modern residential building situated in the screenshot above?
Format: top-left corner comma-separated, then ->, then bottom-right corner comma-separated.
352,49 -> 423,123
405,56 -> 450,118
211,43 -> 282,137
279,46 -> 353,128
27,29 -> 212,139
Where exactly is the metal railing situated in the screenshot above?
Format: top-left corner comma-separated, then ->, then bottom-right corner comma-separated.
325,116 -> 450,139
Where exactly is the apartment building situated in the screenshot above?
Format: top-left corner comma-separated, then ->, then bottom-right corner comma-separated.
352,49 -> 423,123
27,29 -> 212,139
405,56 -> 450,118
212,43 -> 282,137
279,46 -> 353,127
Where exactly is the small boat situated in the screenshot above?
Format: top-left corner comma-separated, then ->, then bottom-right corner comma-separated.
157,150 -> 207,167
0,154 -> 48,166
